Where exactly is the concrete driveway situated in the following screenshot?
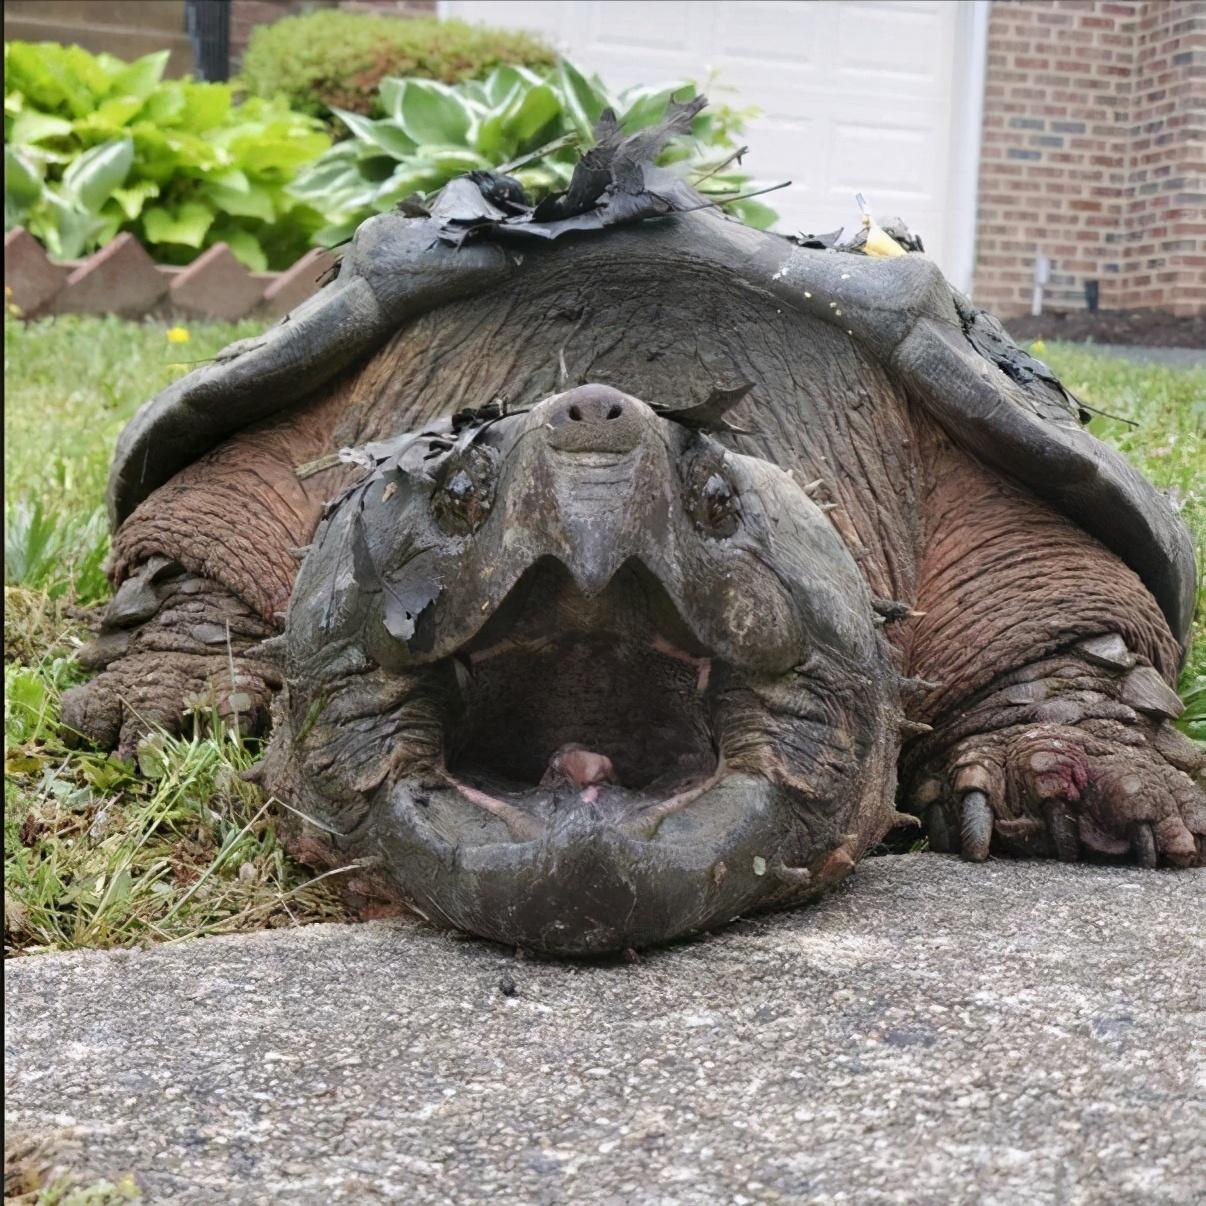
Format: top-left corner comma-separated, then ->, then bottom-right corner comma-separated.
6,854 -> 1204,1204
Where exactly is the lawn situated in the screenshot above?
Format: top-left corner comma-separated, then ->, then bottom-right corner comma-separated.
4,314 -> 348,955
4,315 -> 1204,955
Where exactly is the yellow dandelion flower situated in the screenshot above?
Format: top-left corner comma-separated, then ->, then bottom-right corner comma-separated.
166,326 -> 191,344
1030,339 -> 1047,357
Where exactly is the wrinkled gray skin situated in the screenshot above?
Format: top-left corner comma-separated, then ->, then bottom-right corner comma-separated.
262,386 -> 900,953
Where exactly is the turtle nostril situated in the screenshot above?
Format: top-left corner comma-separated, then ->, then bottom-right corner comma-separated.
545,385 -> 642,448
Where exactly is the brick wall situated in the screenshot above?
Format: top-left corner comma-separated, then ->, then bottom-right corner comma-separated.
1121,1 -> 1206,312
974,0 -> 1206,318
5,0 -> 195,77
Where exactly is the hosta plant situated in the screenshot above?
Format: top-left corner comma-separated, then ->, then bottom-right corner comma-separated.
288,60 -> 777,245
4,41 -> 331,269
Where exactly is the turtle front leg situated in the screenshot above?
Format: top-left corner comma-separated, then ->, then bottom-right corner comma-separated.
63,407 -> 353,758
899,435 -> 1204,868
61,559 -> 280,757
905,647 -> 1204,866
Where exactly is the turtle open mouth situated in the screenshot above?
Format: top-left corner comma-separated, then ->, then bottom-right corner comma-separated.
439,557 -> 724,837
362,549 -> 817,954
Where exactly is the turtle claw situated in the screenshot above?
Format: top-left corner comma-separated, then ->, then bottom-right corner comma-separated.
959,790 -> 992,862
1043,798 -> 1081,862
1130,821 -> 1157,869
926,802 -> 952,854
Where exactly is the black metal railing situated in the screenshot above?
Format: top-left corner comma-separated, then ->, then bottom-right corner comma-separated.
185,0 -> 230,82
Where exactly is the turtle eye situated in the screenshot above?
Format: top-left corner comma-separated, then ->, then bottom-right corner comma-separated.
685,461 -> 739,538
432,445 -> 496,535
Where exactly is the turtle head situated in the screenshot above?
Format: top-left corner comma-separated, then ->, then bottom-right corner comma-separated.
265,384 -> 899,954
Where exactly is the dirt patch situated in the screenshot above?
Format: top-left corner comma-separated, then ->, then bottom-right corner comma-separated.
1006,309 -> 1206,349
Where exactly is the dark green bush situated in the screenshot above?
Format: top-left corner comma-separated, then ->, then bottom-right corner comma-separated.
238,9 -> 556,120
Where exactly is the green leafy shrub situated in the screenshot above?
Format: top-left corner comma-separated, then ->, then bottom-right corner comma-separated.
290,61 -> 777,245
238,9 -> 556,120
4,41 -> 331,269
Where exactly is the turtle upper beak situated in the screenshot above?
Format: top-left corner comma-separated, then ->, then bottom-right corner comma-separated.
528,386 -> 674,597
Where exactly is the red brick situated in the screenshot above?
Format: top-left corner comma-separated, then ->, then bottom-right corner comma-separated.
3,227 -> 69,317
52,233 -> 168,317
169,243 -> 265,320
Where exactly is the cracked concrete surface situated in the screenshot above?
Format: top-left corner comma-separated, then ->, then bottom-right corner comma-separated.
6,855 -> 1205,1204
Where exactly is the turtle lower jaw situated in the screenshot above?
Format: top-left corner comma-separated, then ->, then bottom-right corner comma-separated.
369,767 -> 806,955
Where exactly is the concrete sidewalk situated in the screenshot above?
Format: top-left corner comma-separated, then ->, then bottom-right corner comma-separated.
6,855 -> 1205,1204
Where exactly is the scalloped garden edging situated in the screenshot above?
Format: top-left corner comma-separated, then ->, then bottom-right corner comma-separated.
4,227 -> 337,322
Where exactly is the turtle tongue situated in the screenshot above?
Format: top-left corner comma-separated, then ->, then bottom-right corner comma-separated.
540,745 -> 618,791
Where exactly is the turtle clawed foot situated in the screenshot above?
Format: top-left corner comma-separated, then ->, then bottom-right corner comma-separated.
61,652 -> 275,758
61,567 -> 279,758
913,719 -> 1205,869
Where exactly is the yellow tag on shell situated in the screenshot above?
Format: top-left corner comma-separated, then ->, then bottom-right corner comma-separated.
863,220 -> 907,258
855,197 -> 908,258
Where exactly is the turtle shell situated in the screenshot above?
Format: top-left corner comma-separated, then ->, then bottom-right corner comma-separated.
109,161 -> 1195,652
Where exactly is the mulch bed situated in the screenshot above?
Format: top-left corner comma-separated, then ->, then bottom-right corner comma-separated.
1005,308 -> 1206,349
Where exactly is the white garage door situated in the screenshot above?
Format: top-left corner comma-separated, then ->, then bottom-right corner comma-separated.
440,0 -> 986,290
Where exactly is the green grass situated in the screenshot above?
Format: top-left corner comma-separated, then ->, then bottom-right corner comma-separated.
5,315 -> 261,602
3,316 -> 1203,954
1036,342 -> 1206,730
5,314 -> 347,955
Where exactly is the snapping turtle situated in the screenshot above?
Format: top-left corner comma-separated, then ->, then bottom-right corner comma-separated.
64,106 -> 1203,954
